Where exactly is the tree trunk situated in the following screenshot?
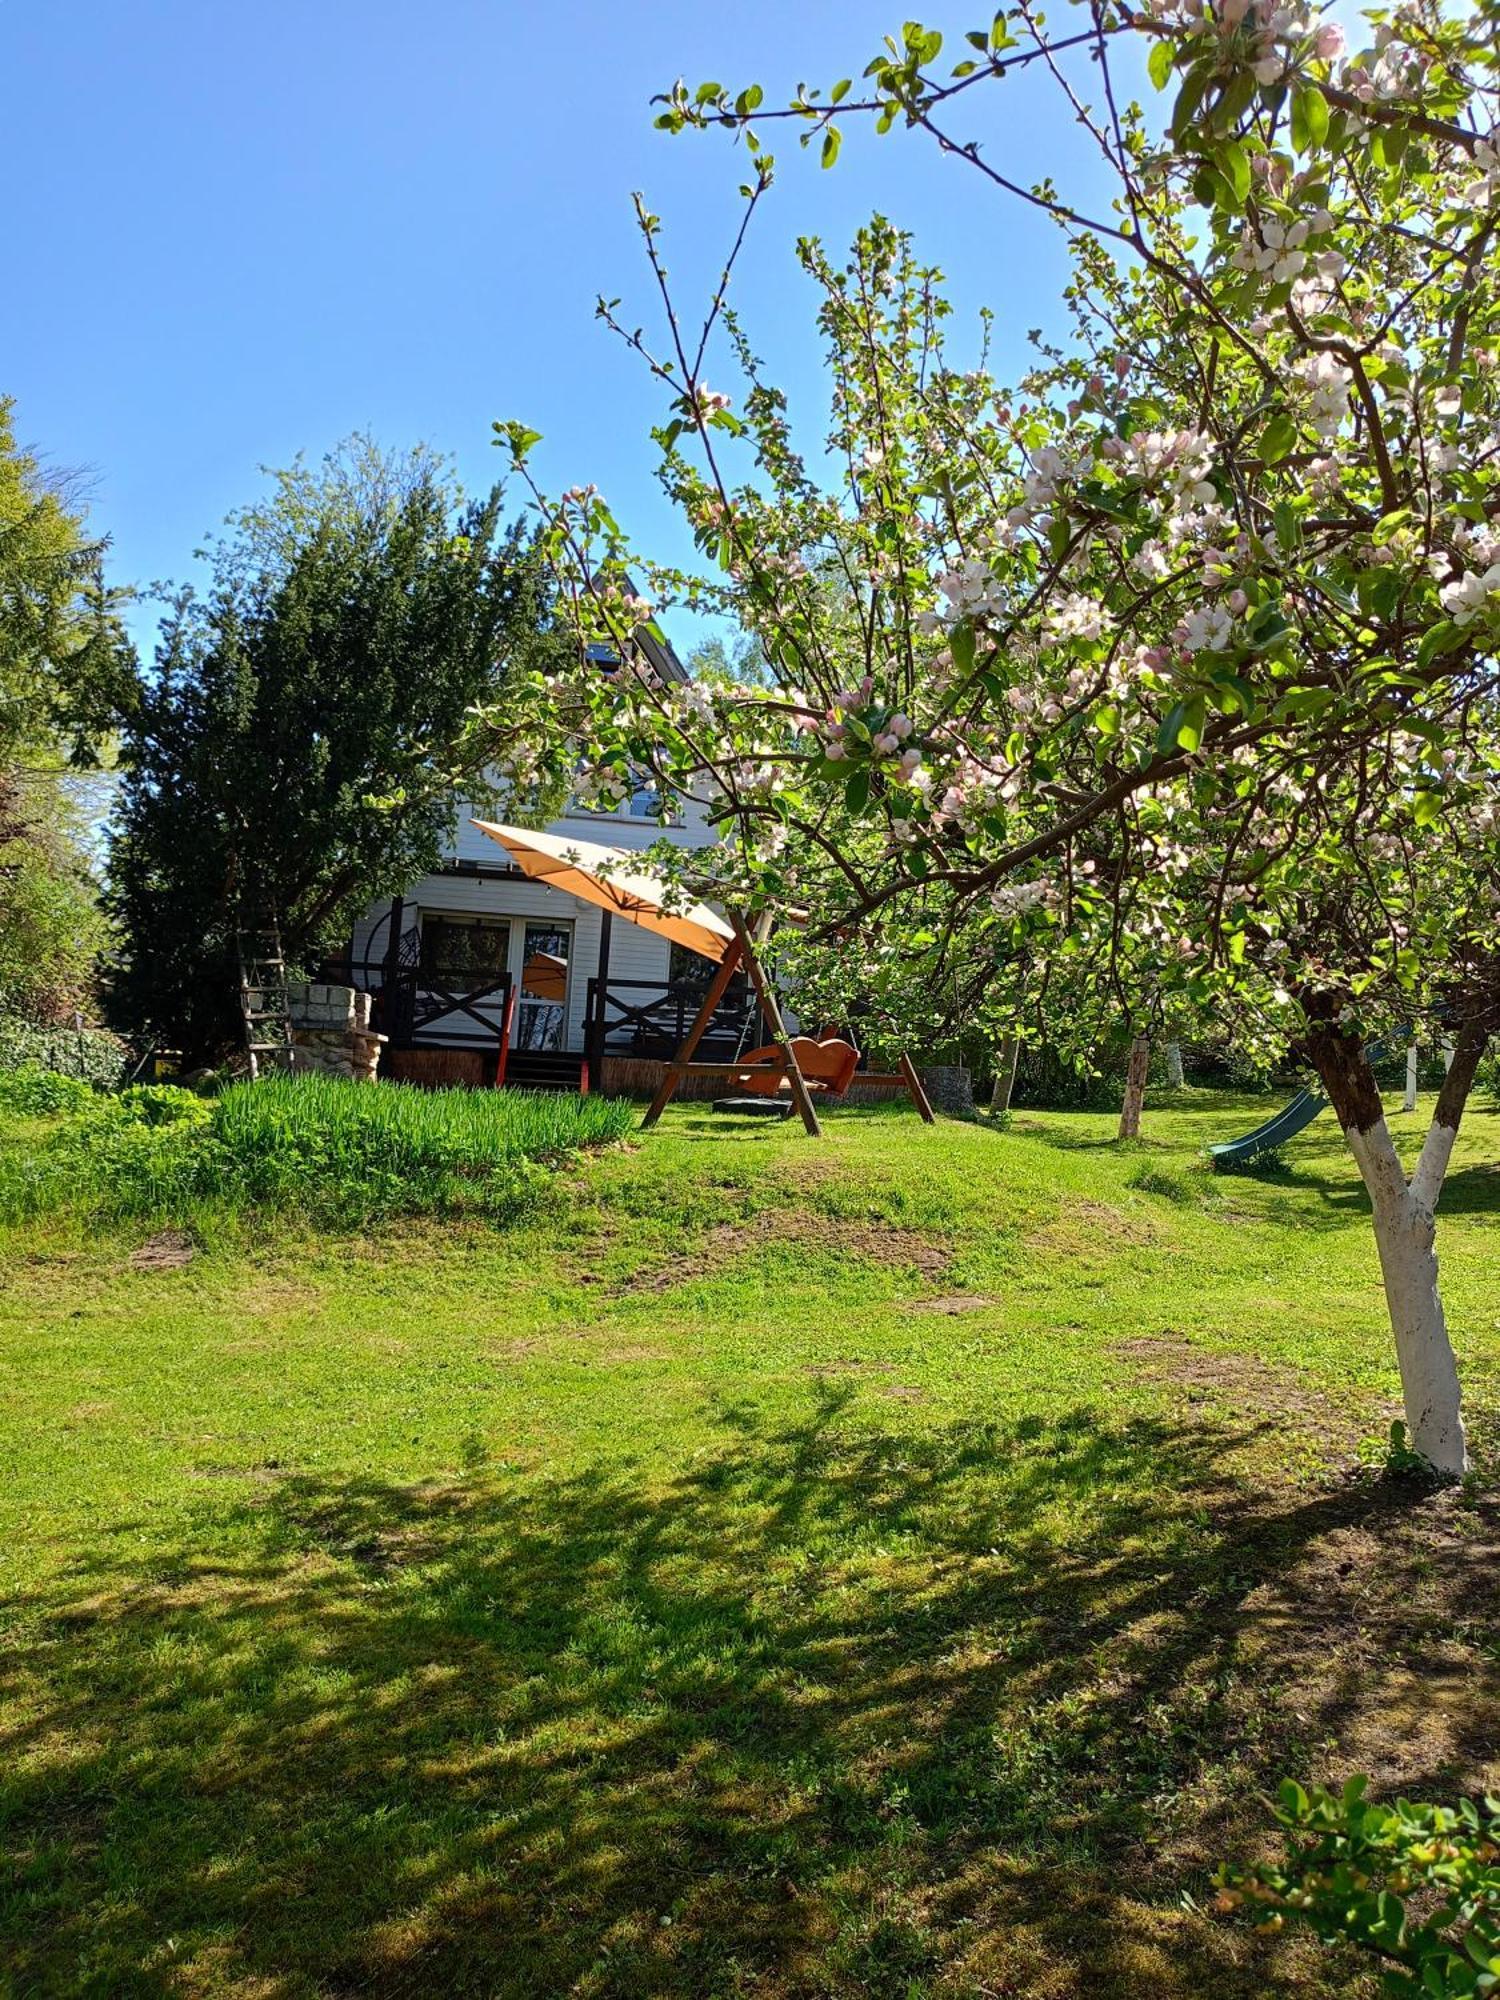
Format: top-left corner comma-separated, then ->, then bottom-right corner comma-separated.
990,1034 -> 1019,1115
1165,1040 -> 1185,1089
1117,1034 -> 1150,1139
1307,1023 -> 1488,1478
1403,1044 -> 1418,1114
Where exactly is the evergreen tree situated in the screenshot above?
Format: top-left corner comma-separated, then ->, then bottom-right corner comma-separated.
109,437 -> 567,1058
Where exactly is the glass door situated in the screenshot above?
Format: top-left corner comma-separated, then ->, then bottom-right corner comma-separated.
513,921 -> 572,1051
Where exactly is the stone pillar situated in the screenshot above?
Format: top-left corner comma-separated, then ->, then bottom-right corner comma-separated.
285,982 -> 387,1081
1165,1041 -> 1185,1089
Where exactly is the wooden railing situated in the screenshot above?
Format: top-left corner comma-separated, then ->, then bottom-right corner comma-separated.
377,968 -> 515,1051
584,976 -> 762,1077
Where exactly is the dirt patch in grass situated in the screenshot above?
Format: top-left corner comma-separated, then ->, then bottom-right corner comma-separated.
127,1229 -> 196,1272
611,1207 -> 952,1295
1026,1197 -> 1162,1259
1116,1333 -> 1374,1450
804,1358 -> 898,1378
910,1293 -> 996,1314
1232,1481 -> 1500,1807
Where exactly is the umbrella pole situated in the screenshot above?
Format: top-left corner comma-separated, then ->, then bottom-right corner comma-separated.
731,914 -> 822,1138
641,935 -> 746,1129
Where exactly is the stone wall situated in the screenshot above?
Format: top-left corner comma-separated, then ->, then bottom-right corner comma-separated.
285,982 -> 385,1082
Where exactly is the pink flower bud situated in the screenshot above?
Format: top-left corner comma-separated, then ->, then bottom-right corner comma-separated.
1314,21 -> 1344,56
1228,588 -> 1248,614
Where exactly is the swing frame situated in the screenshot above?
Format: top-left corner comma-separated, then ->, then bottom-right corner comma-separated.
640,914 -> 935,1136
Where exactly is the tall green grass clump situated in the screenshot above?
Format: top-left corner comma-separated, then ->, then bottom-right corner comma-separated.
0,1075 -> 633,1228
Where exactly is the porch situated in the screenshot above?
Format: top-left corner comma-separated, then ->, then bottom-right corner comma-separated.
346,886 -> 764,1092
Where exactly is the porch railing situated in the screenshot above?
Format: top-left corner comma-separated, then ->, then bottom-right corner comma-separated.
584,976 -> 763,1076
377,967 -> 515,1051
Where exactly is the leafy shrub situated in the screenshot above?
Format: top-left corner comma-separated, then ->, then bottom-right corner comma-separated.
0,1065 -> 97,1116
1127,1165 -> 1197,1204
0,1074 -> 634,1228
1217,1776 -> 1500,1997
115,1084 -> 214,1129
1212,1145 -> 1289,1178
0,1015 -> 128,1090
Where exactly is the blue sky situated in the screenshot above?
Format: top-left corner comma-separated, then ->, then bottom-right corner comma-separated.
5,2 -> 1128,660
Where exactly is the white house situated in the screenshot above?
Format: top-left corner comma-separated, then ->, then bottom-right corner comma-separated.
341,631 -> 760,1090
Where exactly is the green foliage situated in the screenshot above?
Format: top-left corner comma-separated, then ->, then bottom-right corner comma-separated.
108,436 -> 569,1058
116,1083 -> 216,1129
0,768 -> 113,1021
0,1013 -> 127,1089
0,395 -> 136,769
1219,1777 -> 1500,1997
0,1075 -> 634,1228
0,1065 -> 97,1116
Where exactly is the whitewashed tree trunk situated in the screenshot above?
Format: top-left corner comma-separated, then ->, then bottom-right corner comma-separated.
1118,1034 -> 1150,1139
990,1034 -> 1019,1115
1312,1023 -> 1489,1479
1346,1117 -> 1466,1475
1165,1041 -> 1185,1089
1403,1045 -> 1419,1114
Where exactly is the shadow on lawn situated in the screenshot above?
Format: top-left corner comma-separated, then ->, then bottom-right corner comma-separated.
5,1396 -> 1499,1999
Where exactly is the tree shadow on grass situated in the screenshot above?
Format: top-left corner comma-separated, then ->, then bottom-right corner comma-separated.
5,1394 -> 1499,1998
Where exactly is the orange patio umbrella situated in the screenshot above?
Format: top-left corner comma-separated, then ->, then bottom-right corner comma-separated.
470,821 -> 735,964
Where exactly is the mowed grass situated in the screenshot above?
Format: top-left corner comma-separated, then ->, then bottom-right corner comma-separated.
3,1089 -> 1500,1998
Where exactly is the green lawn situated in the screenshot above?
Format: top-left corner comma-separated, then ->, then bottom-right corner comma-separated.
4,1090 -> 1499,1998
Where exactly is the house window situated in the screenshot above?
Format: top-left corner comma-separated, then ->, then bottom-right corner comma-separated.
420,915 -> 511,988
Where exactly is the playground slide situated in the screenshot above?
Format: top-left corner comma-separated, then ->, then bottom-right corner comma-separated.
1208,1042 -> 1390,1167
1207,1085 -> 1329,1168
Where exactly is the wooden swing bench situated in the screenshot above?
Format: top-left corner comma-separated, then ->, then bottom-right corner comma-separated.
718,1036 -> 932,1117
641,919 -> 936,1136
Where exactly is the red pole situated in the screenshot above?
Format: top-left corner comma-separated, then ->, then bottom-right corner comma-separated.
495,984 -> 517,1089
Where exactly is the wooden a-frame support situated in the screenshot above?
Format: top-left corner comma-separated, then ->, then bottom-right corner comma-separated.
640,913 -> 936,1136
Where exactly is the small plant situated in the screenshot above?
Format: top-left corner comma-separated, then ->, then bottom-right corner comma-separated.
1357,1419 -> 1439,1482
1212,1145 -> 1289,1178
1127,1165 -> 1197,1204
116,1084 -> 215,1129
1216,1777 -> 1500,1997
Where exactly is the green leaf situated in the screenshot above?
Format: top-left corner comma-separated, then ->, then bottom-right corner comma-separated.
1219,138 -> 1252,202
734,83 -> 764,115
1178,694 -> 1207,751
1290,84 -> 1329,152
496,422 -> 543,462
1170,61 -> 1212,140
1260,413 -> 1299,465
949,621 -> 977,677
1147,37 -> 1175,90
821,125 -> 842,169
844,766 -> 870,812
830,77 -> 851,103
1411,789 -> 1442,826
1416,619 -> 1469,668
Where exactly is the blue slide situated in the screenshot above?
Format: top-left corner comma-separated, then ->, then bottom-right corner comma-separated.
1207,1086 -> 1328,1169
1208,1042 -> 1388,1169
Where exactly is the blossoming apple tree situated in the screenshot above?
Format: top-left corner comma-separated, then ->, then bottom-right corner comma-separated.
483,0 -> 1500,1467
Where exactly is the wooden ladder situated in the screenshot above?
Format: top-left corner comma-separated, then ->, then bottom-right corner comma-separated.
237,908 -> 294,1079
